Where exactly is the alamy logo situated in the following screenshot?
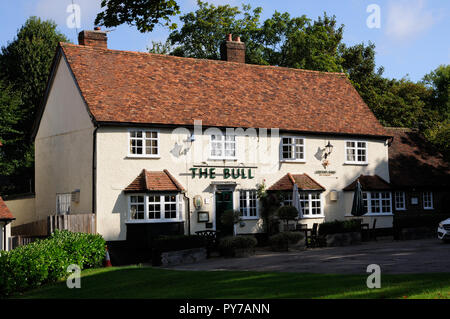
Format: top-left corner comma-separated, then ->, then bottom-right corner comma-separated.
366,4 -> 381,29
66,4 -> 81,29
66,264 -> 81,289
366,264 -> 381,288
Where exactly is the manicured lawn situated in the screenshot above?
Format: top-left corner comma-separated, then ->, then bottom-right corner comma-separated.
15,266 -> 450,299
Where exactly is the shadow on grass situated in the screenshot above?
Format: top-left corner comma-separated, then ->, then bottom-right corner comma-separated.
15,266 -> 450,299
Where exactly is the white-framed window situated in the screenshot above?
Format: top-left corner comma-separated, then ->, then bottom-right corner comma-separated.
239,190 -> 258,219
56,193 -> 71,215
128,193 -> 181,222
281,137 -> 305,161
210,133 -> 236,159
362,191 -> 392,215
282,193 -> 293,206
345,140 -> 367,164
299,192 -> 323,217
394,192 -> 406,210
130,195 -> 145,220
282,192 -> 323,217
423,191 -> 433,210
128,130 -> 159,157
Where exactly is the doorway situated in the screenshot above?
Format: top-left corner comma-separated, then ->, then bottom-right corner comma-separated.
215,190 -> 234,236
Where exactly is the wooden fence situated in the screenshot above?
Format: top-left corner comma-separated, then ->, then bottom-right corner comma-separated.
10,214 -> 96,249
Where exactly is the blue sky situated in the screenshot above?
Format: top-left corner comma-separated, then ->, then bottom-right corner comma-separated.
0,0 -> 448,81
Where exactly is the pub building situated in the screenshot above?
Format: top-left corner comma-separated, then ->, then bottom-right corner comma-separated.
28,29 -> 398,260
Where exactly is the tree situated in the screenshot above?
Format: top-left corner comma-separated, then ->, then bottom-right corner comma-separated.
280,12 -> 343,71
422,65 -> 450,159
423,65 -> 450,121
166,1 -> 344,72
95,0 -> 180,33
0,81 -> 23,177
276,205 -> 298,230
167,1 -> 263,61
0,17 -> 68,194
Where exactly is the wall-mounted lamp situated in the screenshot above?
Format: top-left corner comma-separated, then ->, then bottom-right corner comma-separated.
324,141 -> 334,159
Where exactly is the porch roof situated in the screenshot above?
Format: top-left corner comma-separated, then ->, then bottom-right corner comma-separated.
343,174 -> 391,191
124,169 -> 185,193
267,173 -> 325,191
0,196 -> 14,220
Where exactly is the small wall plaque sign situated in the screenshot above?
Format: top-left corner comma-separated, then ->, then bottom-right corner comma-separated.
197,211 -> 210,222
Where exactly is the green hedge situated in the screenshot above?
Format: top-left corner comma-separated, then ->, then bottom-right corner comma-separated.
318,219 -> 362,236
269,232 -> 304,251
0,230 -> 105,297
218,236 -> 257,257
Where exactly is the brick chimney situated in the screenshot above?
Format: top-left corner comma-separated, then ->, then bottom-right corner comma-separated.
78,27 -> 107,49
220,34 -> 245,63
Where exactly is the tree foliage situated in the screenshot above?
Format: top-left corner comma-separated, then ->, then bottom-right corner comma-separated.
166,1 -> 343,72
95,0 -> 180,33
0,81 -> 22,176
0,17 -> 68,194
161,1 -> 449,159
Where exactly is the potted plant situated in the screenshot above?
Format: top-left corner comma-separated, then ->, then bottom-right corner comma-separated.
276,205 -> 299,231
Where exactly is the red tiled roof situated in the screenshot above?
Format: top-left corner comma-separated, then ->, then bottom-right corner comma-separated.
124,169 -> 185,192
343,175 -> 391,191
268,173 -> 325,191
386,127 -> 450,189
59,43 -> 388,137
0,196 -> 14,220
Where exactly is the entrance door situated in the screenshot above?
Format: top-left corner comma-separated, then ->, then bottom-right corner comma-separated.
215,190 -> 233,236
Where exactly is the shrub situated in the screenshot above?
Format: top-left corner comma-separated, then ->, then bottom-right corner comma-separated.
0,230 -> 105,297
276,206 -> 298,228
220,209 -> 241,226
269,232 -> 304,251
319,219 -> 362,236
218,236 -> 257,257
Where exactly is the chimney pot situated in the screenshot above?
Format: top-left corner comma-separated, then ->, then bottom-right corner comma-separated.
78,29 -> 108,48
220,35 -> 246,63
94,26 -> 101,31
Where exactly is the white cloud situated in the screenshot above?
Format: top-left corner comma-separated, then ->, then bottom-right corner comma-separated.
385,0 -> 437,42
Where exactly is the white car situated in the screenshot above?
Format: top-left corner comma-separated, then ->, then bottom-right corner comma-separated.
438,218 -> 450,242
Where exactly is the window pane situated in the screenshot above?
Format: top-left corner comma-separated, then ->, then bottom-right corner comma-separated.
130,195 -> 144,220
347,149 -> 355,161
148,195 -> 161,219
239,191 -> 247,217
